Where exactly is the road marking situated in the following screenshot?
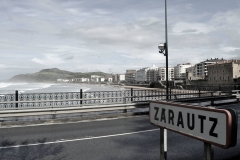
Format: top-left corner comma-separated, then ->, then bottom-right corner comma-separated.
0,129 -> 159,149
0,115 -> 148,128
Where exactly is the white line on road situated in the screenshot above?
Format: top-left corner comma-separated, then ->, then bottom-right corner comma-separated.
0,115 -> 148,128
0,129 -> 159,149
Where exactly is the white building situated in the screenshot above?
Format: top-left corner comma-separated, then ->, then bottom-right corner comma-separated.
91,75 -> 104,82
112,74 -> 125,82
186,58 -> 226,81
119,74 -> 125,81
146,65 -> 159,82
57,79 -> 70,83
174,63 -> 192,80
72,78 -> 89,83
159,67 -> 174,81
135,65 -> 159,83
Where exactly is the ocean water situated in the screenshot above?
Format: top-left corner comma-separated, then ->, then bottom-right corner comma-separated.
0,82 -> 126,94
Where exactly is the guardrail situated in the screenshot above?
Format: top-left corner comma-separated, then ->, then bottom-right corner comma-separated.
0,90 -> 234,119
0,102 -> 149,118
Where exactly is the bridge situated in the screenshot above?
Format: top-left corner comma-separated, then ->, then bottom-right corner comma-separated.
0,87 -> 239,159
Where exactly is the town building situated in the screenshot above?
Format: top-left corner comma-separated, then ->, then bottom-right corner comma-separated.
119,74 -> 125,81
72,78 -> 89,83
112,74 -> 125,82
159,67 -> 174,81
135,65 -> 159,83
125,70 -> 137,83
57,79 -> 70,83
174,63 -> 192,80
91,75 -> 105,82
207,60 -> 240,85
186,58 -> 226,81
146,65 -> 159,82
135,68 -> 148,83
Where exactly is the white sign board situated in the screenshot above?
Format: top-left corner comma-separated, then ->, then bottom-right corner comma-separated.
150,101 -> 233,148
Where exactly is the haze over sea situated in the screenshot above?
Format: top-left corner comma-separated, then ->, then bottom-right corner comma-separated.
0,82 -> 126,94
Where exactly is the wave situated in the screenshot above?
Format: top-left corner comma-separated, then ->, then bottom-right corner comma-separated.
0,83 -> 56,94
83,88 -> 91,92
0,82 -> 28,89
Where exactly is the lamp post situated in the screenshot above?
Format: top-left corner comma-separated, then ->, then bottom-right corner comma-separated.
158,0 -> 168,160
158,0 -> 169,100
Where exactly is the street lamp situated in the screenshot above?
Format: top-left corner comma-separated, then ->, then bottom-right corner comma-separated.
158,43 -> 166,56
158,1 -> 168,160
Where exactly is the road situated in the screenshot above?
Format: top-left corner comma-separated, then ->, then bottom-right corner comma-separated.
0,115 -> 239,160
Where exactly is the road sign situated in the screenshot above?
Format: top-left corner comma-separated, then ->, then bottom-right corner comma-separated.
149,101 -> 237,149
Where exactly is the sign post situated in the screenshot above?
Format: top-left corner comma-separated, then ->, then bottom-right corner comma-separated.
160,128 -> 167,160
150,101 -> 237,159
204,142 -> 214,160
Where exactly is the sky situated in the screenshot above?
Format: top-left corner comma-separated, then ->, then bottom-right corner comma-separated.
0,0 -> 240,81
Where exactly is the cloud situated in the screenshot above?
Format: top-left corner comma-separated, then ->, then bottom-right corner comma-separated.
221,47 -> 240,52
0,0 -> 240,80
172,22 -> 213,35
31,54 -> 73,65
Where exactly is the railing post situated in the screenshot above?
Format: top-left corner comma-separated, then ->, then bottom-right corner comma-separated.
123,97 -> 127,113
15,90 -> 18,108
169,88 -> 171,100
80,89 -> 83,105
198,88 -> 201,98
131,88 -> 133,102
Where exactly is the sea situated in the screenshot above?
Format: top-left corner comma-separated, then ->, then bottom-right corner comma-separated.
0,82 -> 126,94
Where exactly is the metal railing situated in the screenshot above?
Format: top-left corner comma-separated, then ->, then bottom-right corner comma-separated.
0,88 -> 237,122
0,88 -> 233,109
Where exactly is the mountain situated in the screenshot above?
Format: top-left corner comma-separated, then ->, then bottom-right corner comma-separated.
8,68 -> 109,82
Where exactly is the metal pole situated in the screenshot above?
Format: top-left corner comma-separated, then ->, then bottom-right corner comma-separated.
15,90 -> 18,108
80,89 -> 83,105
160,127 -> 167,160
204,142 -> 214,160
165,0 -> 169,101
160,1 -> 168,160
131,88 -> 133,102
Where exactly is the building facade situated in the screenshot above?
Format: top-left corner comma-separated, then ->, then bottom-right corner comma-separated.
174,63 -> 192,80
146,65 -> 159,82
136,68 -> 149,83
186,58 -> 226,83
125,70 -> 137,83
207,60 -> 240,85
158,67 -> 174,81
112,74 -> 125,82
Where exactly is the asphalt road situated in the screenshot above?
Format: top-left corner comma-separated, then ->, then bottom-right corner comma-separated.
0,115 -> 239,160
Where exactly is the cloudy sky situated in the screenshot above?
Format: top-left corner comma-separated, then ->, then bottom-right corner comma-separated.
0,0 -> 240,80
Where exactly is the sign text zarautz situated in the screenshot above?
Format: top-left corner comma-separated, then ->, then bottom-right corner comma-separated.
149,101 -> 233,148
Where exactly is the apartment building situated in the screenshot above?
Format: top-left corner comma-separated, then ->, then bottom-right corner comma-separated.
174,63 -> 192,80
147,65 -> 159,82
125,70 -> 137,83
207,60 -> 240,85
186,58 -> 226,81
72,78 -> 89,83
159,67 -> 174,81
136,68 -> 149,82
135,65 -> 159,83
112,74 -> 125,82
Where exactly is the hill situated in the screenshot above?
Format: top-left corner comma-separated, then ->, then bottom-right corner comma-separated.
8,68 -> 109,82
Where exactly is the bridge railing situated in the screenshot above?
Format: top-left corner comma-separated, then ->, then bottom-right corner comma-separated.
0,90 -> 237,121
0,89 -> 229,110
